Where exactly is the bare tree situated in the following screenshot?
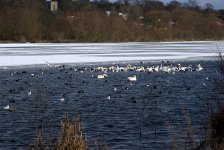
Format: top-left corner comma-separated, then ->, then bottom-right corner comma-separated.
188,0 -> 198,8
204,3 -> 214,11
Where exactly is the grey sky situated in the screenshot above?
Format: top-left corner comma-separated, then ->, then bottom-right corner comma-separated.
110,0 -> 224,10
161,0 -> 224,9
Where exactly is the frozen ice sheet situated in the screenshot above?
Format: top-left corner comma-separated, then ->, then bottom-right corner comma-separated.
0,41 -> 223,66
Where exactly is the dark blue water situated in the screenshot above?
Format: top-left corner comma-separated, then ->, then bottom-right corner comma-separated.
0,60 -> 221,149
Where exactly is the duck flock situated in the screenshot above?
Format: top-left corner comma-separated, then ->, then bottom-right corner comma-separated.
1,60 -> 204,111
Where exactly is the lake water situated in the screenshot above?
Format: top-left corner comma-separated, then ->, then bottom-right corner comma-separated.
0,59 -> 221,149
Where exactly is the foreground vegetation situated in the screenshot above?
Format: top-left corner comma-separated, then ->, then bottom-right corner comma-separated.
30,113 -> 108,150
0,0 -> 223,42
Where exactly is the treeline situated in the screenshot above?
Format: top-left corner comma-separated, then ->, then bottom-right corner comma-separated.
0,0 -> 224,42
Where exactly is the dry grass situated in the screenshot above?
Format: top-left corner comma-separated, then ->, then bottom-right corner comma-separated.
58,114 -> 88,150
210,108 -> 224,150
182,108 -> 195,149
30,113 -> 108,150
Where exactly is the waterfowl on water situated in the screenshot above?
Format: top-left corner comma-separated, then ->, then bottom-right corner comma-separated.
30,73 -> 35,77
154,66 -> 159,72
146,66 -> 153,72
90,61 -> 203,74
78,89 -> 85,94
196,64 -> 203,71
3,105 -> 16,111
128,75 -> 137,81
3,105 -> 9,110
97,74 -> 108,79
60,97 -> 65,102
9,99 -> 15,103
28,91 -> 32,96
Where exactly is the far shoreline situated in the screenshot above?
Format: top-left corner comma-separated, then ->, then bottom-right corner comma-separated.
0,40 -> 224,44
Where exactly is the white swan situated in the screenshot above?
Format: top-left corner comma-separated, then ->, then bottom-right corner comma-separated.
3,105 -> 16,111
160,65 -> 171,73
180,67 -> 187,72
60,97 -> 65,102
136,67 -> 145,72
154,66 -> 159,72
107,96 -> 111,100
128,75 -> 137,81
97,74 -> 108,79
170,66 -> 177,72
146,66 -> 153,72
28,91 -> 32,96
3,105 -> 10,110
30,73 -> 35,77
196,64 -> 203,71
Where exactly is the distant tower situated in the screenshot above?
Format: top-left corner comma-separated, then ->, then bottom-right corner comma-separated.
51,0 -> 58,12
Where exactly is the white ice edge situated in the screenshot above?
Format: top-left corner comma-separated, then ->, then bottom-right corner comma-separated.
0,41 -> 223,67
